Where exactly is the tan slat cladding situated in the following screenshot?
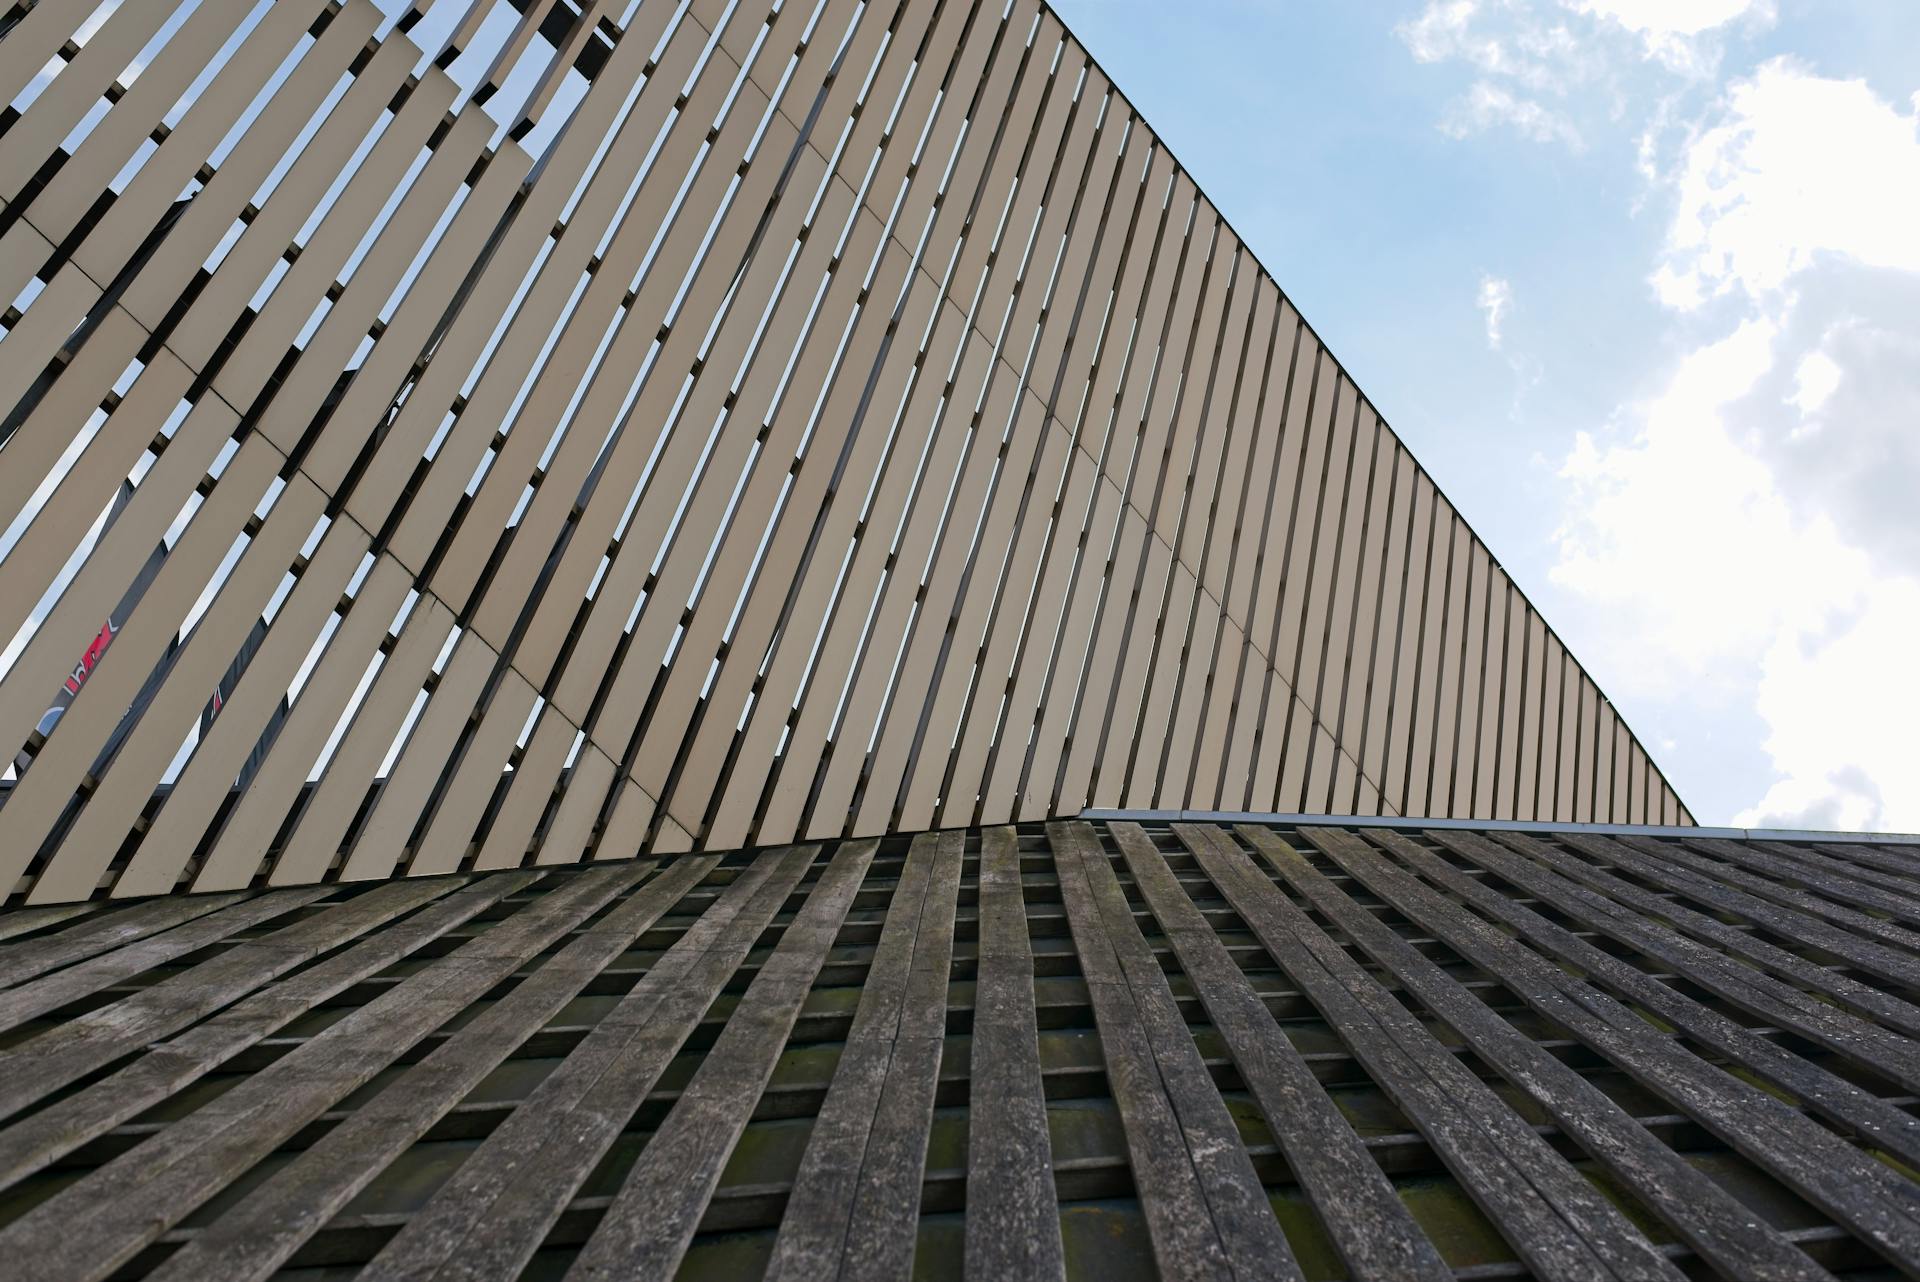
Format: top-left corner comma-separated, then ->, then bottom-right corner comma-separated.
0,0 -> 1689,903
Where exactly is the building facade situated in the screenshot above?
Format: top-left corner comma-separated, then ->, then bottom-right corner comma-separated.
9,6 -> 1920,1282
0,0 -> 1685,906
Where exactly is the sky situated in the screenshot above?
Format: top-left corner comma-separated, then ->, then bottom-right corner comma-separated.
1047,0 -> 1920,830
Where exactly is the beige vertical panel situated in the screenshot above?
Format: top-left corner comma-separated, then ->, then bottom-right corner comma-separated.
0,433 -> 277,890
1053,500 -> 1148,814
1434,518 -> 1479,817
1535,629 -> 1566,821
1187,614 -> 1243,812
1574,679 -> 1599,823
530,745 -> 618,868
1086,527 -> 1173,810
111,3 -> 388,332
0,0 -> 117,107
1304,399 -> 1375,812
1274,687 -> 1316,810
1379,471 -> 1432,816
1021,475 -> 1125,814
985,124 -> 1155,816
0,221 -> 61,348
1468,560 -> 1506,820
268,599 -> 458,886
758,310 -> 987,843
906,386 -> 1064,829
193,557 -> 416,891
1263,353 -> 1340,732
799,52 -> 1110,834
220,82 -> 463,415
168,32 -> 422,376
1129,560 -> 1200,808
0,0 -> 194,212
0,389 -> 237,763
1555,642 -> 1580,821
0,352 -> 192,638
339,634 -> 496,883
1218,309 -> 1302,805
1248,348 -> 1333,804
857,35 -> 1085,830
0,284 -> 124,540
471,709 -> 574,871
1333,421 -> 1391,797
30,5 -> 268,237
1593,698 -> 1618,826
1628,731 -> 1647,825
849,363 -> 1029,834
73,0 -> 335,289
1515,610 -> 1546,822
1157,581 -> 1220,809
113,521 -> 372,898
1159,252 -> 1260,807
1450,540 -> 1490,818
0,0 -> 1689,900
405,669 -> 541,877
428,0 -> 810,614
1352,445 -> 1410,808
28,477 -> 330,904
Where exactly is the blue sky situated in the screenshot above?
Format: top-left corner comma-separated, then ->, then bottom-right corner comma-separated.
1050,0 -> 1920,829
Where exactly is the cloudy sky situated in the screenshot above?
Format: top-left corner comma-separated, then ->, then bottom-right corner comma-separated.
1049,0 -> 1920,830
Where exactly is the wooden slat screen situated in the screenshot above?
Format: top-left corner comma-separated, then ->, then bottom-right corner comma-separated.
0,0 -> 1688,904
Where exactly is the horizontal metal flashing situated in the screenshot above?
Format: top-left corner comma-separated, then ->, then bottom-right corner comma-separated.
1079,808 -> 1920,848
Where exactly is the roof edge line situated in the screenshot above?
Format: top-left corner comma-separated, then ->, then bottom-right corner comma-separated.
1077,808 -> 1920,847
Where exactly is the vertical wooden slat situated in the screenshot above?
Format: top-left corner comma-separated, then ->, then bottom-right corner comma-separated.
0,0 -> 1688,905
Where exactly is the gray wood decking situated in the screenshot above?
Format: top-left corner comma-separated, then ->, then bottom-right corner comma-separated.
0,819 -> 1916,1280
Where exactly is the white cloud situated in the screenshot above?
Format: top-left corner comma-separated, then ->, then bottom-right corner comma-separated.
1551,61 -> 1920,829
1477,275 -> 1513,349
1571,0 -> 1765,38
1788,348 -> 1841,416
1398,1 -> 1605,145
1551,319 -> 1868,685
1737,583 -> 1920,830
1570,0 -> 1771,73
1443,80 -> 1584,146
1656,60 -> 1920,307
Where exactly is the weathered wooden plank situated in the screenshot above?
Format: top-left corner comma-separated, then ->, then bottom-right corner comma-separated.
963,826 -> 1068,1282
359,845 -> 823,1280
1544,830 -> 1920,1039
0,877 -> 460,1122
1389,826 -> 1920,1269
1412,828 -> 1920,1177
0,896 -> 230,987
1443,831 -> 1920,1097
1281,826 -> 1833,1282
0,873 -> 538,1190
1666,837 -> 1920,948
1680,836 -> 1920,928
1582,834 -> 1920,996
143,858 -> 713,1281
767,830 -> 963,1281
1051,820 -> 1300,1282
0,866 -> 640,1280
567,838 -> 879,1279
1122,824 -> 1449,1282
1178,824 -> 1671,1282
0,888 -> 330,1033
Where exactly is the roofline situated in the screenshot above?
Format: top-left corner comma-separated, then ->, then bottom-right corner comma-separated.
1078,808 -> 1920,847
1038,1 -> 1693,821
